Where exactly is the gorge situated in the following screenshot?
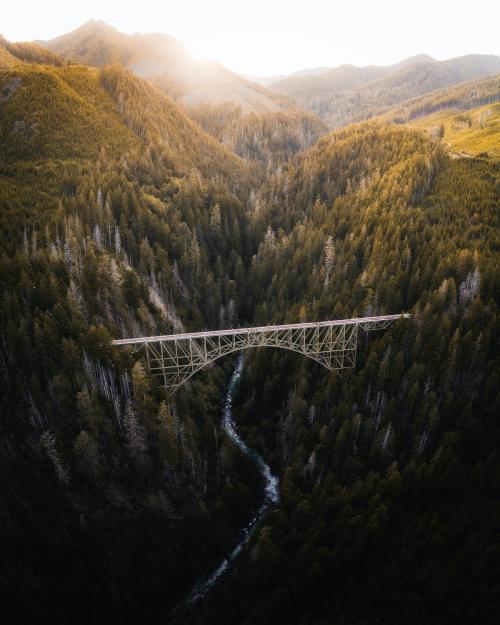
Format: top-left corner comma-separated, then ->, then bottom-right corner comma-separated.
1,13 -> 499,625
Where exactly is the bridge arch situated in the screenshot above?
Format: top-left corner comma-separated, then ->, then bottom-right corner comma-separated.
113,315 -> 409,395
154,338 -> 355,393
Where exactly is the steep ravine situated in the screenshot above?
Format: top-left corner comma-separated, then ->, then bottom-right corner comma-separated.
175,354 -> 279,617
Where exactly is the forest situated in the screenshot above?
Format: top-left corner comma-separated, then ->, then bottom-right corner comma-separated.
189,125 -> 500,625
0,27 -> 499,625
271,55 -> 500,128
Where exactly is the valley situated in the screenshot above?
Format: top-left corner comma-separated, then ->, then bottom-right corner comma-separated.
0,13 -> 499,625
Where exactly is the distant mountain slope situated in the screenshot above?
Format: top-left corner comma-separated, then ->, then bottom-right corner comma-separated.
272,54 -> 500,128
271,55 -> 436,103
246,73 -> 287,88
250,67 -> 332,88
0,63 -> 252,184
41,20 -> 290,113
377,75 -> 500,157
291,66 -> 333,77
382,75 -> 500,123
272,66 -> 380,103
188,102 -> 328,169
0,35 -> 63,67
41,19 -> 190,74
409,102 -> 500,158
0,43 -> 17,68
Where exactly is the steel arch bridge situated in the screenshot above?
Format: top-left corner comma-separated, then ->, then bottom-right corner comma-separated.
113,315 -> 409,394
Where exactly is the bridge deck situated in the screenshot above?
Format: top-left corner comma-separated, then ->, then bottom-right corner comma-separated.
112,314 -> 410,345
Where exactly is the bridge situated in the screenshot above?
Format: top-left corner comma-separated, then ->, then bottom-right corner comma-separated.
112,314 -> 410,394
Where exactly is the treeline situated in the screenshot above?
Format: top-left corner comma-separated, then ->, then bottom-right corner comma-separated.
0,35 -> 64,67
384,75 -> 500,124
300,59 -> 500,128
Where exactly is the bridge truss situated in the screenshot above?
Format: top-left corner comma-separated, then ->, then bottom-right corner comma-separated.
112,314 -> 410,394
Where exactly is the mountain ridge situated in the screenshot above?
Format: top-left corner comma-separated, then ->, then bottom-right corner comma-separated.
1,20 -> 500,625
40,20 -> 291,113
272,53 -> 500,127
35,21 -> 500,127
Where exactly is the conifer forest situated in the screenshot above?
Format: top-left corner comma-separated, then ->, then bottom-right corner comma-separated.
1,6 -> 499,624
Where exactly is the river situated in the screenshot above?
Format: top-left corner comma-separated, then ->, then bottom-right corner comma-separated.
186,353 -> 279,605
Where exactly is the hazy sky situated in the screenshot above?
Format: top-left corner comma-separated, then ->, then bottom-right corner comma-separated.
3,0 -> 499,75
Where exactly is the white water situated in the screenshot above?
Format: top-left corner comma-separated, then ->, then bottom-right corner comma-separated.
187,354 -> 279,605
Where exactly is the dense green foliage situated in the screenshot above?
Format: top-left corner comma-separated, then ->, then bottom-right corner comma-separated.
189,124 -> 500,624
1,51 -> 499,625
0,62 -> 261,623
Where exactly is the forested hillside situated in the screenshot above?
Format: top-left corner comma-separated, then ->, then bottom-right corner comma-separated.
0,61 -> 262,623
0,35 -> 64,67
41,20 -> 291,113
408,102 -> 500,158
272,54 -> 500,128
188,103 -> 328,169
383,75 -> 500,124
270,54 -> 435,103
188,123 -> 500,624
1,44 -> 499,625
365,76 -> 500,158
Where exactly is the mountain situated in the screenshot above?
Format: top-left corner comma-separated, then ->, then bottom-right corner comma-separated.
245,73 -> 288,88
392,53 -> 437,67
0,62 -> 255,182
0,34 -> 64,67
291,66 -> 333,77
253,55 -> 435,91
188,121 -> 500,625
272,53 -> 500,127
187,102 -> 329,169
250,67 -> 332,87
1,28 -> 500,625
1,57 -> 262,623
270,55 -> 436,103
40,19 -> 189,74
41,20 -> 290,112
382,74 -> 500,124
378,75 -> 500,157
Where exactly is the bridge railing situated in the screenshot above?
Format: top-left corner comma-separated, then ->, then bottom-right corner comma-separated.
112,314 -> 411,346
